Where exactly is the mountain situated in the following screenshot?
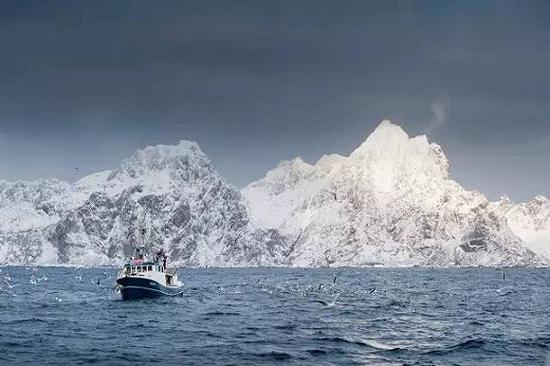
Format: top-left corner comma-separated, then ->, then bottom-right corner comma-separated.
242,120 -> 548,267
0,179 -> 73,264
0,141 -> 290,266
0,121 -> 547,267
492,195 -> 550,261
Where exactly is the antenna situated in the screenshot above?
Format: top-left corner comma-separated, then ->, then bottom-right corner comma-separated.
138,204 -> 152,248
140,227 -> 147,247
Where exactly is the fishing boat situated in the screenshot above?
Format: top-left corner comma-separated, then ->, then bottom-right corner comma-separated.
115,248 -> 183,300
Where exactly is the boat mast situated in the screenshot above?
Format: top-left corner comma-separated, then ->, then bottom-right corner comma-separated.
138,204 -> 152,250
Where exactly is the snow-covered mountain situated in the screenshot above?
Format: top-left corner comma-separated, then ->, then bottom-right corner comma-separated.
0,121 -> 547,267
492,195 -> 550,261
243,120 -> 549,267
0,141 -> 290,266
0,179 -> 74,264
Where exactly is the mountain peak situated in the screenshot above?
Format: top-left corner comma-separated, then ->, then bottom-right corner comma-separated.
350,120 -> 411,158
377,119 -> 399,129
121,140 -> 206,170
105,140 -> 214,184
134,140 -> 204,160
315,153 -> 346,169
268,157 -> 313,179
370,119 -> 409,139
533,195 -> 549,203
345,120 -> 450,191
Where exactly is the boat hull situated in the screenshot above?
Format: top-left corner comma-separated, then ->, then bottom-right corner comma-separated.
116,276 -> 183,300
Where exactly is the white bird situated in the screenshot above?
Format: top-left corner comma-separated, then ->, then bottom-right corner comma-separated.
3,279 -> 20,289
312,293 -> 340,308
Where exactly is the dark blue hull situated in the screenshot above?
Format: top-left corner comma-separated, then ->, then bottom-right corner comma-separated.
116,276 -> 183,300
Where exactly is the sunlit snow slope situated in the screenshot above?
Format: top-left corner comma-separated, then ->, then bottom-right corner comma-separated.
243,120 -> 549,267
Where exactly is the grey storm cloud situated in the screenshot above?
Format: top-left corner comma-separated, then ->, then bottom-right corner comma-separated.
0,0 -> 548,201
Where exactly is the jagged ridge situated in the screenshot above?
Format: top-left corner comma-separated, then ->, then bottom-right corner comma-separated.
0,122 -> 548,267
243,120 -> 549,266
0,141 -> 291,266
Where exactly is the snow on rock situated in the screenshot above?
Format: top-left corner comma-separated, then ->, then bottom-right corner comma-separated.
0,122 -> 547,267
492,195 -> 550,261
243,120 -> 546,267
0,179 -> 73,231
0,141 -> 291,266
0,179 -> 74,264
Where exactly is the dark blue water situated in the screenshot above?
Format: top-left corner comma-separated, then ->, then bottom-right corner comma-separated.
0,267 -> 549,365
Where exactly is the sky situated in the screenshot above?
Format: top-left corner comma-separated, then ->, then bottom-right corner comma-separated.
0,0 -> 549,201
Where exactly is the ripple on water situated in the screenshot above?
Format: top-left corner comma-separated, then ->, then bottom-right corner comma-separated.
255,351 -> 293,361
423,338 -> 486,356
203,311 -> 241,316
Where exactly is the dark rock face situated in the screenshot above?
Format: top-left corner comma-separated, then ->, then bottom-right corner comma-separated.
0,230 -> 46,264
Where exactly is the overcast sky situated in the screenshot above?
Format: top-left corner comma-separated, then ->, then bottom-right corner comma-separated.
0,0 -> 549,201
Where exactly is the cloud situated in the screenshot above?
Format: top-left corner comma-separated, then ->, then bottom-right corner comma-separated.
425,101 -> 447,134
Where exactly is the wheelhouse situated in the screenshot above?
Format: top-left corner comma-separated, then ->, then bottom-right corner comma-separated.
124,263 -> 164,274
121,261 -> 177,286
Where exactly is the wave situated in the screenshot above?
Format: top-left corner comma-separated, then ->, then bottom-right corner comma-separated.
317,336 -> 402,351
273,324 -> 296,331
469,320 -> 484,326
515,336 -> 550,349
255,351 -> 293,361
306,349 -> 327,356
4,317 -> 49,325
203,311 -> 240,316
363,339 -> 402,351
424,338 -> 485,355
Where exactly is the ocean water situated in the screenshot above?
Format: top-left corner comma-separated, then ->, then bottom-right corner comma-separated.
0,267 -> 549,365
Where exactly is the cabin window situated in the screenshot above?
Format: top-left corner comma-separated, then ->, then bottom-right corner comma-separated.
137,266 -> 142,272
132,266 -> 136,272
148,265 -> 152,271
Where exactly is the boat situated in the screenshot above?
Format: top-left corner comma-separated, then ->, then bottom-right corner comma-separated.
116,248 -> 183,300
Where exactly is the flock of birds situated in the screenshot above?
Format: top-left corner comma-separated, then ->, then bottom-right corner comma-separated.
1,267 -> 513,310
0,267 -> 111,296
0,267 -> 379,309
250,274 -> 379,309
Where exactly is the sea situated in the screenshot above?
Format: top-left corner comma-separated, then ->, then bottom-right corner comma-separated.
0,267 -> 549,365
